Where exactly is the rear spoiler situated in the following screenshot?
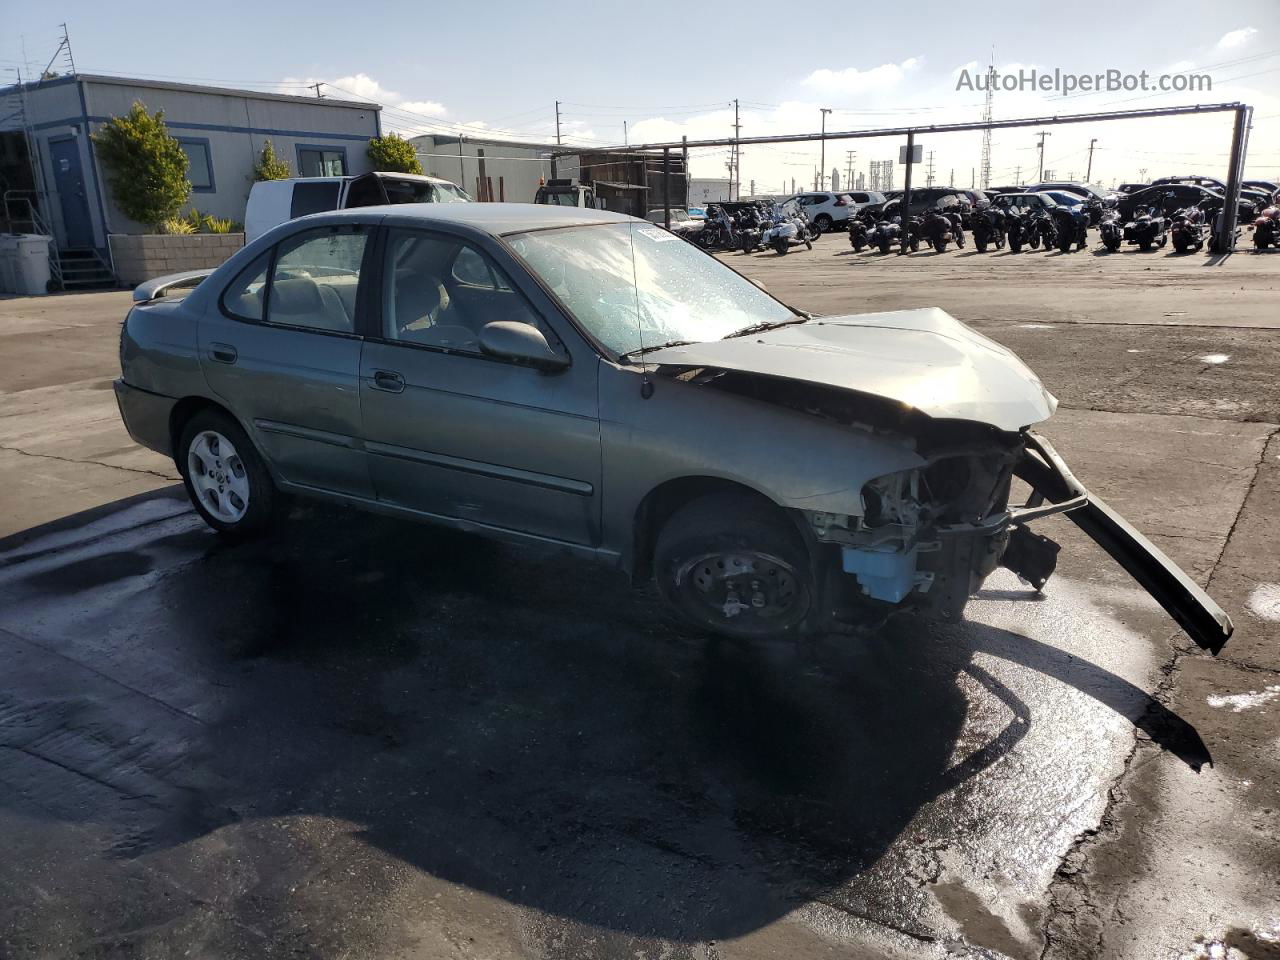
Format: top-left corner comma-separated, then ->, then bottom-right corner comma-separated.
132,269 -> 215,303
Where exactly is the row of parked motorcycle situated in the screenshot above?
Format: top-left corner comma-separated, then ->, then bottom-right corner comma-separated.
691,195 -> 1280,258
696,200 -> 821,255
846,200 -> 1280,255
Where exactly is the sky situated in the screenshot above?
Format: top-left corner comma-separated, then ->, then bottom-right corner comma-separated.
4,0 -> 1279,192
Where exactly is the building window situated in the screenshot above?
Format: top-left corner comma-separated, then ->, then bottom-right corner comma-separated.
297,146 -> 347,177
177,138 -> 215,192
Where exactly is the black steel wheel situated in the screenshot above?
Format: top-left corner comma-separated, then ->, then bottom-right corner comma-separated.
655,492 -> 816,639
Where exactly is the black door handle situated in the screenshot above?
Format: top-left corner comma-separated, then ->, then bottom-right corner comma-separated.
372,370 -> 405,393
210,342 -> 238,364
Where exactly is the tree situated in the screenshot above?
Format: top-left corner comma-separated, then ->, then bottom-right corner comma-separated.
254,139 -> 292,181
91,102 -> 190,228
366,133 -> 423,174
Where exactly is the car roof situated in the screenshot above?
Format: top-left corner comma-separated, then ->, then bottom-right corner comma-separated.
333,201 -> 636,235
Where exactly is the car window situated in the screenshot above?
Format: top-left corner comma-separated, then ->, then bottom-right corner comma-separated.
222,251 -> 271,321
382,229 -> 543,356
507,222 -> 795,358
290,181 -> 342,219
269,226 -> 367,334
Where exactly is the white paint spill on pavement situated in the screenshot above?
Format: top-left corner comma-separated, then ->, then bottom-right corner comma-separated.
1206,686 -> 1280,713
1246,583 -> 1280,622
1019,323 -> 1054,329
1127,349 -> 1145,353
1198,354 -> 1230,364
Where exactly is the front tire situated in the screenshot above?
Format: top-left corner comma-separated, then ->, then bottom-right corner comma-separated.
178,409 -> 275,539
774,239 -> 789,255
815,214 -> 833,233
933,239 -> 948,253
654,492 -> 816,639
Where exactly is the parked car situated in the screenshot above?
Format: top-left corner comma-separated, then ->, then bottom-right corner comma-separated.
843,190 -> 888,215
1115,183 -> 1149,195
882,188 -> 972,218
1116,184 -> 1252,221
1243,181 -> 1280,202
1151,175 -> 1226,191
1027,182 -> 1117,206
245,173 -> 471,242
114,203 -> 1232,652
645,208 -> 703,239
986,186 -> 1025,195
992,191 -> 1064,215
785,191 -> 856,232
687,207 -> 707,220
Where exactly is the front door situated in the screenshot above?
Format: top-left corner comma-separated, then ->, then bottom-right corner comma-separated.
48,137 -> 93,248
359,227 -> 601,546
200,222 -> 374,499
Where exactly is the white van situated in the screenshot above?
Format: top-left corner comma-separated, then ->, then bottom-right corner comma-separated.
245,172 -> 471,242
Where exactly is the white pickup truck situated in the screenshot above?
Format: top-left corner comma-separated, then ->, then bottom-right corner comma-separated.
245,172 -> 471,241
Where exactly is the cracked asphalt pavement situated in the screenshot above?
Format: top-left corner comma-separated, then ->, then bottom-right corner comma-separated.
1,244 -> 1278,959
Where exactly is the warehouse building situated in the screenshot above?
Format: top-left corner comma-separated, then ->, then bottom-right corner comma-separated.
407,133 -> 572,205
0,74 -> 382,260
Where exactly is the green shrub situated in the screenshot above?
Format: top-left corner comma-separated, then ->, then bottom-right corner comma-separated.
91,102 -> 191,229
366,133 -> 423,174
254,139 -> 291,181
157,217 -> 196,235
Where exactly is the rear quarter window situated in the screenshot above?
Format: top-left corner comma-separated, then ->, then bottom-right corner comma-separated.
290,182 -> 342,219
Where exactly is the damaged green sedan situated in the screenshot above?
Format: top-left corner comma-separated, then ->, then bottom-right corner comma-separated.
115,204 -> 1232,652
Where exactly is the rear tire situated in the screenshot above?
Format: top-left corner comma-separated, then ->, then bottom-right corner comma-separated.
654,492 -> 816,640
815,214 -> 832,233
1009,234 -> 1023,253
178,409 -> 275,540
1104,239 -> 1121,252
774,239 -> 789,255
975,237 -> 988,253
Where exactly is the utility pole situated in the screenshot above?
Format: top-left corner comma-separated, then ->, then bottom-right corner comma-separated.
1035,130 -> 1052,181
845,150 -> 856,192
555,101 -> 562,146
925,150 -> 935,187
1014,164 -> 1021,185
949,167 -> 954,187
979,57 -> 995,189
731,99 -> 741,201
819,108 -> 832,190
623,120 -> 627,146
970,167 -> 975,188
1086,138 -> 1098,182
310,82 -> 324,98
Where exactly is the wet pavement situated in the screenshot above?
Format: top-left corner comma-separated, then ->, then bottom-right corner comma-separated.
0,457 -> 1245,958
2,250 -> 1279,958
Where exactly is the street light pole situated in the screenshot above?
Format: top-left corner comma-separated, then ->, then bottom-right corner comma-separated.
819,108 -> 832,190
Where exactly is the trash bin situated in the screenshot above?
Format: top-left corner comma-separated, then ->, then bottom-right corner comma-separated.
0,235 -> 18,293
13,234 -> 52,295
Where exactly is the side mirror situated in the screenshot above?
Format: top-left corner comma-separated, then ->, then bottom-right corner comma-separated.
478,321 -> 570,372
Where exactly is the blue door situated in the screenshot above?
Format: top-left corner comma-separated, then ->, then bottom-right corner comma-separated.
49,138 -> 93,248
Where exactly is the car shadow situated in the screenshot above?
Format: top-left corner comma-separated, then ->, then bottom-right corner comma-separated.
0,495 -> 1211,945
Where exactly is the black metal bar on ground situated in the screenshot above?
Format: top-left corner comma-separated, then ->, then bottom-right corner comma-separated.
1217,105 -> 1250,252
899,131 -> 914,256
663,147 -> 671,229
551,102 -> 1245,156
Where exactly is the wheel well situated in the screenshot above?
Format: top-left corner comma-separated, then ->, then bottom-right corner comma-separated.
168,396 -> 236,460
630,477 -> 783,582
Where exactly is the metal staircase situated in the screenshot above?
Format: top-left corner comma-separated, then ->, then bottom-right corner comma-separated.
3,189 -> 118,289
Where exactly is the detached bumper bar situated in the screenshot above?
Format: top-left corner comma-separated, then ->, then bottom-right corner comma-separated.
1016,431 -> 1234,655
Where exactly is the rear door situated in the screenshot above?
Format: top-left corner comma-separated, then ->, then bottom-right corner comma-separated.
359,227 -> 601,545
200,222 -> 374,498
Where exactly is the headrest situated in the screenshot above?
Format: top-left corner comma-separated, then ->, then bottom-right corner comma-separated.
271,277 -> 324,315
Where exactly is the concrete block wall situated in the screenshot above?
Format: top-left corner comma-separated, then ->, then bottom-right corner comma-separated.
108,233 -> 244,286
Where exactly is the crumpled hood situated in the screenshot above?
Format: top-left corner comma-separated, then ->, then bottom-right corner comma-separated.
645,307 -> 1057,431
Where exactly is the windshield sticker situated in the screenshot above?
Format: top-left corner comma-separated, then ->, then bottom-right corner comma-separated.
637,226 -> 677,242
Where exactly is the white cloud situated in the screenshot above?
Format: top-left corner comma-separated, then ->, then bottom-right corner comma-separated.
277,72 -> 448,124
1216,26 -> 1257,49
802,57 -> 923,96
